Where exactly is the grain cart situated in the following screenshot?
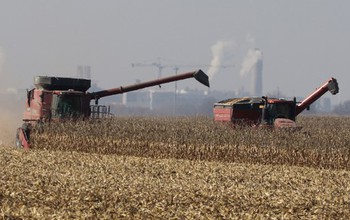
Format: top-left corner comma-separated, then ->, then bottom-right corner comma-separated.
213,77 -> 339,129
16,69 -> 210,148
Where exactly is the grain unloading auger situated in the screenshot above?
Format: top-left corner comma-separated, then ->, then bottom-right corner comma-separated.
213,77 -> 339,129
16,69 -> 210,149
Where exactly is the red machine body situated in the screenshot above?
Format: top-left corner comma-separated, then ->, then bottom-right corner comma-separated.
213,77 -> 339,129
22,90 -> 91,123
16,70 -> 210,148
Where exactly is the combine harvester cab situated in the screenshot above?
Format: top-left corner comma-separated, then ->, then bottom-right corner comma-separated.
213,77 -> 339,130
16,69 -> 210,148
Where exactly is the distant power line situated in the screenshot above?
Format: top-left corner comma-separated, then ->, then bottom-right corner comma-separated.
131,58 -> 234,78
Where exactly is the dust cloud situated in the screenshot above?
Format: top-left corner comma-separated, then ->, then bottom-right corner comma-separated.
0,47 -> 23,147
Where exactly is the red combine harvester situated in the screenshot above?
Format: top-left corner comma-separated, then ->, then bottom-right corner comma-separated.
16,70 -> 210,149
213,77 -> 339,129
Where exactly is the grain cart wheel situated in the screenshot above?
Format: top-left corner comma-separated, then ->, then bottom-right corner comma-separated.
15,123 -> 31,149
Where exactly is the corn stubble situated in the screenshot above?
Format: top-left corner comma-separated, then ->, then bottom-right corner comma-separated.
1,116 -> 350,219
32,116 -> 350,169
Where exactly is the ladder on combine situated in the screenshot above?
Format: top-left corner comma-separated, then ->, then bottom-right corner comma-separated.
90,105 -> 112,119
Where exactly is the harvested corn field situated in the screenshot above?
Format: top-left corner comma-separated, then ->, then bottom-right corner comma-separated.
1,116 -> 350,219
32,116 -> 350,170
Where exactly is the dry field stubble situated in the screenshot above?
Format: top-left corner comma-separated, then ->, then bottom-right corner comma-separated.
32,116 -> 350,170
1,115 -> 350,219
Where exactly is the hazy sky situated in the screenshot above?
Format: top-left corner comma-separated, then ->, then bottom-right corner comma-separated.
0,0 -> 349,103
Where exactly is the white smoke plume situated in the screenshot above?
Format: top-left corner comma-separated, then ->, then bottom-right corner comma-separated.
240,48 -> 263,77
245,33 -> 256,46
207,40 -> 235,80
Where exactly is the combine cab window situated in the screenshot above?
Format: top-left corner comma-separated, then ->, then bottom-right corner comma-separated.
52,94 -> 84,119
265,103 -> 294,124
271,103 -> 291,119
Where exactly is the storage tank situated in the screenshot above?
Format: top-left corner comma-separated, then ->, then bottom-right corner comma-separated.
34,76 -> 91,92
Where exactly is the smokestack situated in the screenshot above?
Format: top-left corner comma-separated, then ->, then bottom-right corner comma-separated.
240,48 -> 263,97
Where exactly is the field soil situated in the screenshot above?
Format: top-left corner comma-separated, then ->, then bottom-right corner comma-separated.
1,116 -> 350,219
